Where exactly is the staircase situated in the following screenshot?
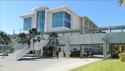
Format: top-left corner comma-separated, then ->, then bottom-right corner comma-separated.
3,36 -> 49,61
31,38 -> 49,50
5,44 -> 30,60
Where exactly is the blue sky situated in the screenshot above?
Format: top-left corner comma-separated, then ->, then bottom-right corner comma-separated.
0,0 -> 125,34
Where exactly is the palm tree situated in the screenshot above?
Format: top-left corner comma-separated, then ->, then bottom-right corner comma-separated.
118,0 -> 125,6
49,32 -> 59,56
18,33 -> 27,44
29,28 -> 38,55
0,32 -> 11,57
0,32 -> 5,53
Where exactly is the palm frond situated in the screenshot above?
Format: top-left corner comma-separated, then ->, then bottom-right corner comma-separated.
118,0 -> 125,6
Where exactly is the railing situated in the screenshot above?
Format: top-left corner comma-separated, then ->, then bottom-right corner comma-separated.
58,32 -> 125,45
33,39 -> 49,50
30,35 -> 49,50
11,36 -> 49,60
4,34 -> 50,60
16,45 -> 30,60
10,39 -> 25,52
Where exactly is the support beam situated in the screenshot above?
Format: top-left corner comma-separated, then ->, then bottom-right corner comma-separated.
35,50 -> 38,57
109,27 -> 111,33
40,48 -> 43,57
80,45 -> 83,58
65,45 -> 70,58
103,41 -> 109,60
103,42 -> 107,60
122,28 -> 123,32
35,50 -> 39,57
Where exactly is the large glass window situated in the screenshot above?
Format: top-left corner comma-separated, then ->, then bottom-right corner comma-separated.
37,11 -> 45,32
52,11 -> 71,28
23,17 -> 32,31
64,12 -> 71,28
52,11 -> 64,27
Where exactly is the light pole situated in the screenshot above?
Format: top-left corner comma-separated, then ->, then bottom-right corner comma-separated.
19,29 -> 22,33
13,30 -> 15,35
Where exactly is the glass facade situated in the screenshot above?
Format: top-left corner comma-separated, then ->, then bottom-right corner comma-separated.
23,17 -> 32,31
52,11 -> 71,28
37,10 -> 45,32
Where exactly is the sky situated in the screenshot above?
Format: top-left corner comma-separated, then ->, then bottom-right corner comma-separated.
0,0 -> 125,34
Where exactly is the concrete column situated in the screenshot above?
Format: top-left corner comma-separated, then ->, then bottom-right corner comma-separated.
80,45 -> 83,58
106,44 -> 110,55
38,50 -> 40,57
109,27 -> 111,33
110,44 -> 113,57
35,50 -> 41,57
35,50 -> 39,57
40,48 -> 43,57
53,48 -> 56,57
36,50 -> 40,56
122,28 -> 123,32
65,45 -> 70,58
103,42 -> 108,60
38,50 -> 41,57
35,50 -> 37,57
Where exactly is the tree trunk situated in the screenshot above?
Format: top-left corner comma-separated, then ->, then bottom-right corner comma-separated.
31,37 -> 35,59
3,44 -> 5,58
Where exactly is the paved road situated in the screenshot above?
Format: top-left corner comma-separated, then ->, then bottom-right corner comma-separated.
0,58 -> 101,71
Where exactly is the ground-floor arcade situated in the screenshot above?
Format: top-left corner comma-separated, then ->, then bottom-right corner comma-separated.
29,43 -> 125,60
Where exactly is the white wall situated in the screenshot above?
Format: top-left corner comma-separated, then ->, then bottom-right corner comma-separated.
71,13 -> 80,30
32,14 -> 36,28
44,9 -> 49,32
46,11 -> 52,32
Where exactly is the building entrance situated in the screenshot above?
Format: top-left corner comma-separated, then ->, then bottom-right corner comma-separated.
43,46 -> 56,57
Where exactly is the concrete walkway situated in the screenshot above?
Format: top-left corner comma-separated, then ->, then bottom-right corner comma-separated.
0,58 -> 101,71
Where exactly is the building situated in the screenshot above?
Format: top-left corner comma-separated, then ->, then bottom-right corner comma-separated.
20,6 -> 97,33
20,6 -> 125,58
20,6 -> 103,57
0,6 -> 125,61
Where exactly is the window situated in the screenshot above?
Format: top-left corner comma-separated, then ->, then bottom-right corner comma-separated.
52,11 -> 71,28
23,17 -> 32,31
52,11 -> 64,27
37,11 -> 45,32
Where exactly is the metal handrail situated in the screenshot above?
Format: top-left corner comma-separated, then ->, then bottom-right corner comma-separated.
14,36 -> 49,60
16,45 -> 30,60
5,34 -> 49,60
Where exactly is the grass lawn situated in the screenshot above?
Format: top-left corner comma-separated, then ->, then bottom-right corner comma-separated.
72,59 -> 125,71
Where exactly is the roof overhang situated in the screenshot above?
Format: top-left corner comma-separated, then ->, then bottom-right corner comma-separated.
20,13 -> 34,18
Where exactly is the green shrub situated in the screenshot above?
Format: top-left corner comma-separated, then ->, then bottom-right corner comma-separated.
119,52 -> 125,62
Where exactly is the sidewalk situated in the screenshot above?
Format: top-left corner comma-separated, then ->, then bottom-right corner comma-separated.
0,58 -> 101,71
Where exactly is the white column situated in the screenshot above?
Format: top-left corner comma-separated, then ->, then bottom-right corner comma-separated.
80,45 -> 83,58
103,42 -> 107,60
82,46 -> 85,53
65,45 -> 70,58
40,48 -> 43,57
80,45 -> 85,58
